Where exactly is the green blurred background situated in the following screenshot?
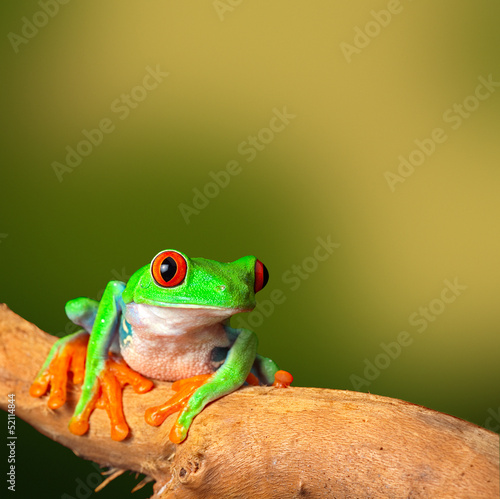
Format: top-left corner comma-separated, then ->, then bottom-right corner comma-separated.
1,1 -> 499,497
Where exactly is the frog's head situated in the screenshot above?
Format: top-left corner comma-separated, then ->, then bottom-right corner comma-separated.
122,249 -> 269,312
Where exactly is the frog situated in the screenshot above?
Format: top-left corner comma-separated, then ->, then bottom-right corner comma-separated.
30,249 -> 292,443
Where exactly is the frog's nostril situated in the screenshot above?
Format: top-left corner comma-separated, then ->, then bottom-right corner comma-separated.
254,260 -> 269,292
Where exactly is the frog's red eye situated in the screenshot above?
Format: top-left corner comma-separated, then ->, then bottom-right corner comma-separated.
151,250 -> 187,288
254,260 -> 269,293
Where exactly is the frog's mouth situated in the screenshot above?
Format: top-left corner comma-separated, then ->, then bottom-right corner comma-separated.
147,301 -> 252,313
151,303 -> 249,315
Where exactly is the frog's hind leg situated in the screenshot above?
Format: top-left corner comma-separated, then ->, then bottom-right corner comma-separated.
252,354 -> 280,385
30,298 -> 99,407
30,331 -> 90,408
65,297 -> 99,333
252,354 -> 294,388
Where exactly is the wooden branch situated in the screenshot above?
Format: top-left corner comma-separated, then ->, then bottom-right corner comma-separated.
0,304 -> 498,498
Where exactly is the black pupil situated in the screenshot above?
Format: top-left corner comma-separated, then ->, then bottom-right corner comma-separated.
160,257 -> 177,282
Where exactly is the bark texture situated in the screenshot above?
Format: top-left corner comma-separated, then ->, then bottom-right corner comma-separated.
0,304 -> 498,498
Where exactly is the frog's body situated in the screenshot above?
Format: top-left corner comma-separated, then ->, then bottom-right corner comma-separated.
31,250 -> 291,443
120,304 -> 235,380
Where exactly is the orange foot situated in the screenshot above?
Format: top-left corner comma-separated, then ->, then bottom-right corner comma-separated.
145,370 -> 293,444
272,370 -> 293,388
246,370 -> 294,388
145,373 -> 213,443
30,333 -> 89,408
69,354 -> 154,441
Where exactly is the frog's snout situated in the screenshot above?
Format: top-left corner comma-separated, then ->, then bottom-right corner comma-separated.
254,260 -> 269,292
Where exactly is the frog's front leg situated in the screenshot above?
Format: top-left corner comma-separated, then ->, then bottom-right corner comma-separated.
145,327 -> 259,443
67,281 -> 153,441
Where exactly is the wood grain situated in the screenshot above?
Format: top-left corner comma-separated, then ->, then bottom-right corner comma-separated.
0,304 -> 498,498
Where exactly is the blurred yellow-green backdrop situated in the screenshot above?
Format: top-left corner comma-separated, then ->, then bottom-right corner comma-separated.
1,1 -> 499,497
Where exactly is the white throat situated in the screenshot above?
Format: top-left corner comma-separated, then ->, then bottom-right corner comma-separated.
124,302 -> 237,337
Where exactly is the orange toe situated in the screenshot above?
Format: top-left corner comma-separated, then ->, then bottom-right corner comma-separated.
273,370 -> 293,388
245,372 -> 260,386
145,374 -> 212,430
69,336 -> 88,384
68,355 -> 153,441
107,356 -> 154,394
30,373 -> 50,398
94,355 -> 153,441
31,334 -> 90,408
69,416 -> 90,436
169,421 -> 187,444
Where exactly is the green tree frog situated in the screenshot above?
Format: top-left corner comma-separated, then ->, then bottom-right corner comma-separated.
30,250 -> 292,443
